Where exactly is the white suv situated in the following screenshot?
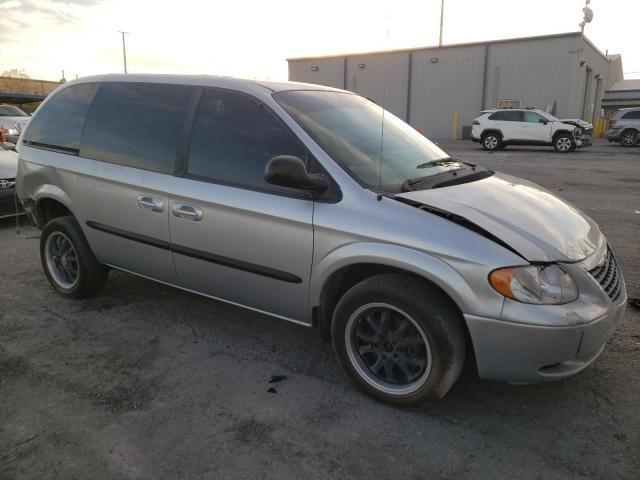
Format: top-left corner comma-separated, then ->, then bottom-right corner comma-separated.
472,109 -> 582,153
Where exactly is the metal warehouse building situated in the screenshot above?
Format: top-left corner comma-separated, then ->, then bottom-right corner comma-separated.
288,32 -> 624,139
602,78 -> 640,115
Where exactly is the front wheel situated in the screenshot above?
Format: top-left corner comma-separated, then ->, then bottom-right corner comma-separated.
40,216 -> 108,298
553,134 -> 575,153
331,274 -> 466,406
620,129 -> 639,147
481,133 -> 501,151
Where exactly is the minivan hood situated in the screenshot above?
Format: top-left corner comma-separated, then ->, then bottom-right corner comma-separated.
397,173 -> 603,262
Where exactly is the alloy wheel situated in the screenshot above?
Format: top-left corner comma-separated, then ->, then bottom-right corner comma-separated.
45,232 -> 79,289
484,136 -> 498,150
621,131 -> 638,146
345,303 -> 432,395
556,137 -> 572,152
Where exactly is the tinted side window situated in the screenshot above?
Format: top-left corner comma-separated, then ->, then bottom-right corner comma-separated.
81,82 -> 193,174
523,111 -> 545,123
187,89 -> 307,192
490,110 -> 523,122
23,83 -> 98,152
622,111 -> 640,120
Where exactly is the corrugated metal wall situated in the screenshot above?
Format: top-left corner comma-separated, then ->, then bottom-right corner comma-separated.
486,37 -> 576,117
346,53 -> 410,120
288,34 -> 617,139
410,45 -> 485,138
288,58 -> 345,89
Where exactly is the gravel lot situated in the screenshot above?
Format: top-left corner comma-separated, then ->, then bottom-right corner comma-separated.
1,141 -> 638,480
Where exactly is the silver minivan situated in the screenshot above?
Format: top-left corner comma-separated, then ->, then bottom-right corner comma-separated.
16,75 -> 627,406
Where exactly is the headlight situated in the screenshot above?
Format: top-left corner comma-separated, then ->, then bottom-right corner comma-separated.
489,265 -> 578,305
7,128 -> 19,136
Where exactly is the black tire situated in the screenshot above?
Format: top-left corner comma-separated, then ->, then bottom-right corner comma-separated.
40,216 -> 108,298
481,132 -> 501,151
553,133 -> 575,153
331,274 -> 466,406
620,129 -> 639,147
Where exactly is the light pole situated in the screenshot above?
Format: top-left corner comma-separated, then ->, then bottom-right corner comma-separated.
118,31 -> 129,73
438,0 -> 445,47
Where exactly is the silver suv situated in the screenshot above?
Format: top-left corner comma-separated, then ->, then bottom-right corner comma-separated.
16,75 -> 627,406
606,107 -> 640,146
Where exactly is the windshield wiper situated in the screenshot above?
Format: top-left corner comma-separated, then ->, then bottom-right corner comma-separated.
402,164 -> 491,192
415,156 -> 459,169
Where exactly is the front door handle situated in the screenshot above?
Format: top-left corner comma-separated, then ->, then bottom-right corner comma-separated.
172,203 -> 203,221
137,195 -> 164,213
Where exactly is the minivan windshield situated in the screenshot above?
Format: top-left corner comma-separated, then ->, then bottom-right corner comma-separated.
274,91 -> 468,192
0,105 -> 28,117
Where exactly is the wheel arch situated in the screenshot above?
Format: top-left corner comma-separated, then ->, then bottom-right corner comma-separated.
481,129 -> 503,140
310,243 -> 479,342
621,127 -> 639,140
552,129 -> 574,141
33,185 -> 75,228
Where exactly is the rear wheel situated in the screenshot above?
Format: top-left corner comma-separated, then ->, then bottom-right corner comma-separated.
481,133 -> 501,151
620,129 -> 639,147
40,216 -> 108,298
331,274 -> 466,406
553,134 -> 574,153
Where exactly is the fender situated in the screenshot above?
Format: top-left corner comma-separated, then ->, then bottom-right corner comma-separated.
310,242 -> 496,319
33,185 -> 75,214
481,129 -> 503,140
552,128 -> 575,140
29,185 -> 76,228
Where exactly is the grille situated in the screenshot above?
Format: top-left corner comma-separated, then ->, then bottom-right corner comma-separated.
0,179 -> 23,218
589,248 -> 623,303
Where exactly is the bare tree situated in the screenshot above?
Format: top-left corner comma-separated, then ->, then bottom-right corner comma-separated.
1,68 -> 30,78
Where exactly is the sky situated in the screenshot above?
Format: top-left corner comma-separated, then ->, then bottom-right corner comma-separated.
0,0 -> 638,82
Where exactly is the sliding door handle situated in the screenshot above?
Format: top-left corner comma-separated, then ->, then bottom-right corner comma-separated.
137,195 -> 164,213
172,203 -> 203,221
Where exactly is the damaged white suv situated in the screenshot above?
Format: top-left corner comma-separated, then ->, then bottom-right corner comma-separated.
472,109 -> 584,153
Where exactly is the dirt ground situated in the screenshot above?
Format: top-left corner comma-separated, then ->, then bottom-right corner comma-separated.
1,141 -> 638,480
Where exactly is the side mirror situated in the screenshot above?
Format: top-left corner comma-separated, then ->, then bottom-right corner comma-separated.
264,155 -> 329,193
539,119 -> 548,125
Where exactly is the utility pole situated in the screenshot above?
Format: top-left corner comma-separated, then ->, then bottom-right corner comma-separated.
118,31 -> 129,73
438,0 -> 445,47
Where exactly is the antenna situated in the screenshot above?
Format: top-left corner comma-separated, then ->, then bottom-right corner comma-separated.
377,13 -> 391,201
580,0 -> 594,33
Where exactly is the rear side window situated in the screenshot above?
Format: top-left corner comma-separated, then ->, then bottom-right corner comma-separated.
23,83 -> 98,152
489,110 -> 523,122
187,89 -> 307,192
81,82 -> 193,174
622,111 -> 640,120
523,111 -> 545,123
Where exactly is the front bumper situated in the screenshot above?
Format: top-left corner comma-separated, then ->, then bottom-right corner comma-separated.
466,299 -> 625,383
578,134 -> 593,147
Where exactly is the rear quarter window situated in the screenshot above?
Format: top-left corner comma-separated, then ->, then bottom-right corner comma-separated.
23,83 -> 98,152
80,82 -> 194,174
622,111 -> 640,120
